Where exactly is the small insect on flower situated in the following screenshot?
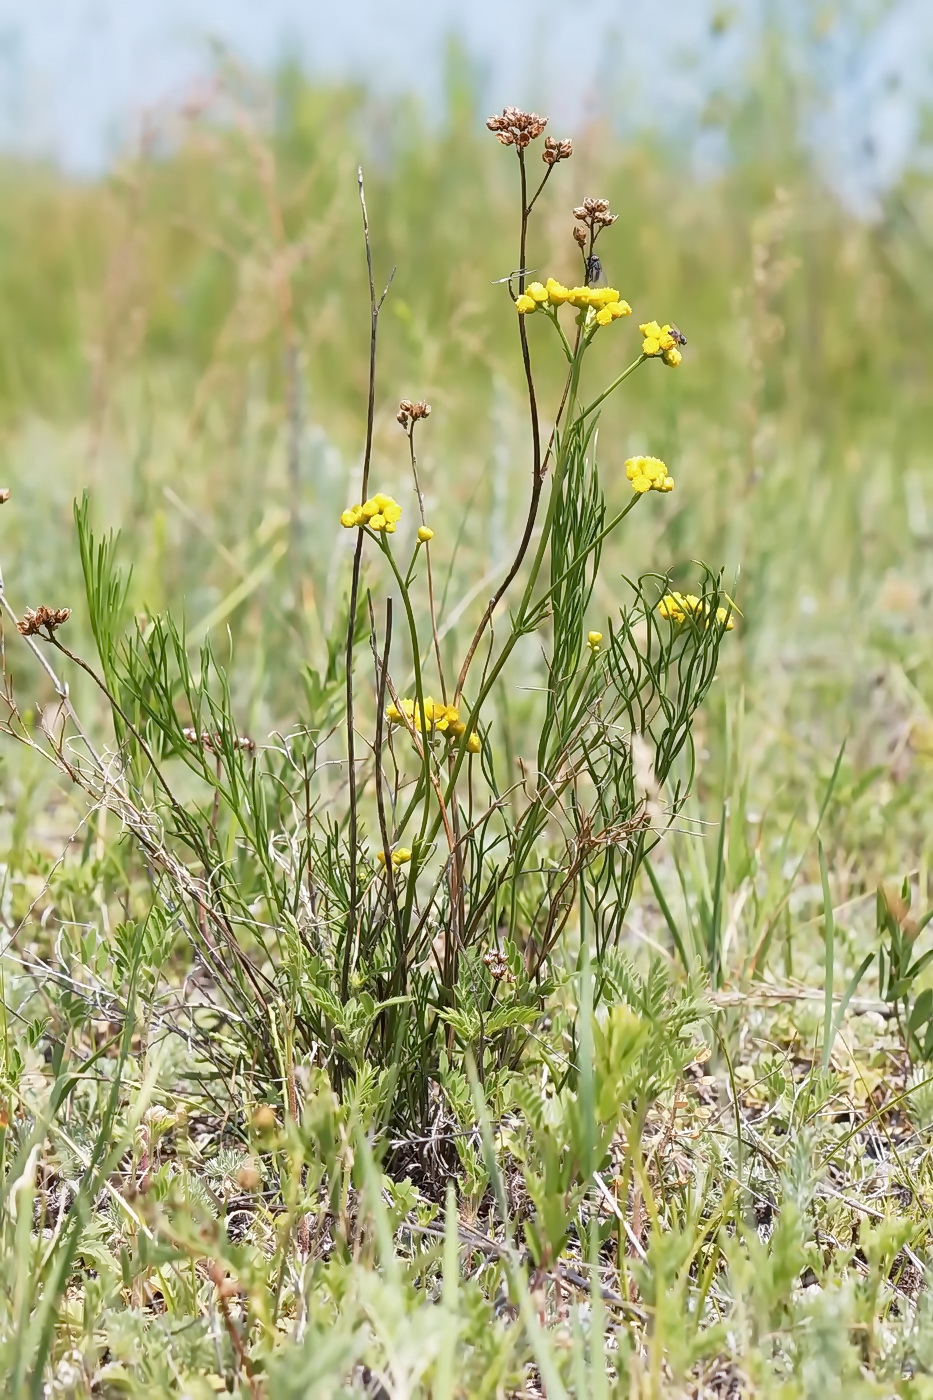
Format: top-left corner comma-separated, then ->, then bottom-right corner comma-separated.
667,324 -> 688,347
585,253 -> 605,287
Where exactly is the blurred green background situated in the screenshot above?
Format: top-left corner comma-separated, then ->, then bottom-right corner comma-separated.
0,0 -> 931,899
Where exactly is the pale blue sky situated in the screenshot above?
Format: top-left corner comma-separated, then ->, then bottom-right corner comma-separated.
0,0 -> 928,208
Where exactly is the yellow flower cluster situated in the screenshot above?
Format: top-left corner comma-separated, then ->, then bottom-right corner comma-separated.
639,321 -> 683,367
658,593 -> 734,630
387,697 -> 482,752
516,278 -> 632,326
587,631 -> 603,651
625,455 -> 674,494
340,494 -> 402,533
376,847 -> 412,868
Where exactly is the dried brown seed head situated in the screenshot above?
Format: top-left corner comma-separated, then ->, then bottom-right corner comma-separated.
574,196 -> 618,229
572,226 -> 587,247
182,727 -> 252,754
398,399 -> 431,430
486,107 -> 548,149
17,605 -> 71,637
0,489 -> 10,505
543,136 -> 573,165
482,947 -> 514,982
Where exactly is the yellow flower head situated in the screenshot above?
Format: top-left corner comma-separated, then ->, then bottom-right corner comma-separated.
658,593 -> 735,631
545,277 -> 572,305
571,285 -> 631,328
587,630 -> 603,650
640,320 -> 684,365
387,696 -> 460,735
417,525 -> 434,542
376,847 -> 413,869
342,493 -> 402,532
658,592 -> 693,623
625,455 -> 674,495
467,733 -> 482,754
515,277 -> 632,325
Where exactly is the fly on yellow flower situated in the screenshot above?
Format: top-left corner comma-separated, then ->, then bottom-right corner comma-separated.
640,320 -> 685,366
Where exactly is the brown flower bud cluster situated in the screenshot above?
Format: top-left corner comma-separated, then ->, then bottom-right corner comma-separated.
482,947 -> 515,983
486,107 -> 548,149
397,399 -> 431,430
574,197 -> 618,230
17,605 -> 71,637
572,226 -> 587,247
182,727 -> 255,755
542,136 -> 573,166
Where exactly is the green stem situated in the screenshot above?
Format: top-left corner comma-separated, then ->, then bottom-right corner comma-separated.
580,354 -> 647,421
545,308 -> 574,363
379,534 -> 435,846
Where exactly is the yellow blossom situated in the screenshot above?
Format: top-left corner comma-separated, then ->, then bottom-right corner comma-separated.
545,277 -> 572,304
625,455 -> 674,494
516,294 -> 537,313
376,847 -> 413,869
587,631 -> 603,650
658,593 -> 734,630
640,320 -> 682,363
594,300 -> 631,327
526,281 -> 549,303
592,287 -> 624,308
417,526 -> 434,542
386,696 -> 460,734
447,716 -> 481,751
342,493 -> 402,532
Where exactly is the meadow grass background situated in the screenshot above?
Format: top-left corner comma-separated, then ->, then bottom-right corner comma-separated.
2,18 -> 933,1397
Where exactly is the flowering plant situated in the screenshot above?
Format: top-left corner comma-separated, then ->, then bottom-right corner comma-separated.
0,107 -> 733,1131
